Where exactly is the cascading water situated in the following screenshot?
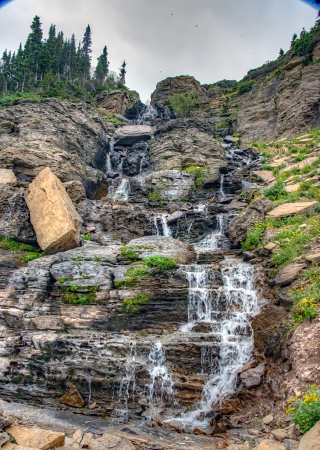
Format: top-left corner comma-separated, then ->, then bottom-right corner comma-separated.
148,342 -> 177,407
137,105 -> 158,125
178,259 -> 260,430
108,178 -> 131,201
154,214 -> 172,237
106,137 -> 114,173
219,174 -> 226,198
117,342 -> 137,413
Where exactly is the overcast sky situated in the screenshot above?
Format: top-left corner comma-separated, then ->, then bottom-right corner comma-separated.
0,0 -> 318,101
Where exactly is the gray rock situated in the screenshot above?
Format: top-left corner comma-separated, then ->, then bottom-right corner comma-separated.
240,363 -> 265,387
226,196 -> 274,245
114,125 -> 153,146
124,235 -> 197,264
273,262 -> 307,286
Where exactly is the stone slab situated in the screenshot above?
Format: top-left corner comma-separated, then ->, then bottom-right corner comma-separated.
6,426 -> 65,450
267,202 -> 317,218
280,157 -> 319,173
297,420 -> 320,450
252,171 -> 275,183
285,183 -> 300,193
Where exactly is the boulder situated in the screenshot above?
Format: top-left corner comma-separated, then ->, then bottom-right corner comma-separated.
227,196 -> 274,245
297,420 -> 320,450
5,426 -> 65,450
26,167 -> 83,254
58,385 -> 85,408
225,442 -> 250,450
114,125 -> 153,146
256,440 -> 286,450
0,169 -> 17,186
151,75 -> 206,106
63,181 -> 86,203
267,202 -> 317,219
240,363 -> 265,387
263,228 -> 278,242
252,171 -> 275,183
124,235 -> 197,264
149,127 -> 225,181
95,90 -> 140,116
306,251 -> 320,263
0,188 -> 37,244
273,262 -> 307,286
272,430 -> 289,442
264,242 -> 277,251
0,433 -> 10,447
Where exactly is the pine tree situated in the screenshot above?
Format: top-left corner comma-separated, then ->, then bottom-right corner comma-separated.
24,16 -> 43,82
94,46 -> 109,86
279,48 -> 284,57
81,25 -> 92,81
119,60 -> 126,86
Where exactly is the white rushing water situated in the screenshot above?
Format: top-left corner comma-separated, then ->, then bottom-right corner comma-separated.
179,259 -> 260,430
108,178 -> 131,201
154,214 -> 172,237
137,105 -> 158,125
117,342 -> 137,412
219,174 -> 226,198
148,342 -> 177,406
194,213 -> 228,251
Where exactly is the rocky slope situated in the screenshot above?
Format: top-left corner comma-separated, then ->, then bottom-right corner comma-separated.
0,77 -> 319,450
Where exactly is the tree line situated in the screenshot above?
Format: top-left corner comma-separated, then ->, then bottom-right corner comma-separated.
0,16 -> 127,99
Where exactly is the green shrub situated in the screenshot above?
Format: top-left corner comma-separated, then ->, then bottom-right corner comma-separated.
0,92 -> 42,107
168,93 -> 200,117
149,191 -> 164,202
23,252 -> 40,263
123,294 -> 150,312
238,81 -> 255,95
121,246 -> 139,261
184,165 -> 207,188
286,385 -> 320,433
264,181 -> 287,201
0,237 -> 40,253
142,255 -> 176,270
126,267 -> 150,277
114,278 -> 136,288
70,283 -> 79,292
59,278 -> 68,284
83,234 -> 92,241
217,119 -> 228,129
63,292 -> 94,305
261,164 -> 272,170
241,222 -> 266,250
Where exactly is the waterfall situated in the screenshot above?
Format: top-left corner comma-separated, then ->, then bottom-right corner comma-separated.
160,215 -> 172,237
148,342 -> 177,406
108,179 -> 130,201
117,342 -> 137,412
137,105 -> 158,125
194,213 -> 229,251
154,214 -> 172,237
106,137 -> 114,173
178,260 -> 260,430
219,174 -> 226,198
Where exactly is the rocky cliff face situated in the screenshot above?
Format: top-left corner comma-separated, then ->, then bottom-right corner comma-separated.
0,77 -> 318,448
150,56 -> 320,143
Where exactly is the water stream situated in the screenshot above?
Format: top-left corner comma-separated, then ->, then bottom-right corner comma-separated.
154,214 -> 172,237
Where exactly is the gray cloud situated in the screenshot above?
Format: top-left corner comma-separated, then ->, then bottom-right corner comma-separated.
0,0 -> 317,100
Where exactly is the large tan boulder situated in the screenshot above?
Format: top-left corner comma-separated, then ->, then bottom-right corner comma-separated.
267,202 -> 317,218
6,426 -> 65,450
151,75 -> 206,106
298,421 -> 320,450
25,167 -> 83,254
273,262 -> 307,286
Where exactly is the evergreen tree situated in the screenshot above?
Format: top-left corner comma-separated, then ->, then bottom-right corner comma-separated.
81,25 -> 92,81
119,60 -> 126,86
279,48 -> 284,57
94,46 -> 109,86
24,16 -> 43,81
